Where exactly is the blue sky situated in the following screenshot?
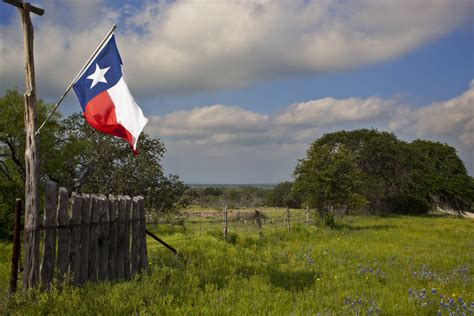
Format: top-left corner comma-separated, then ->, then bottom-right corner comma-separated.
1,0 -> 473,183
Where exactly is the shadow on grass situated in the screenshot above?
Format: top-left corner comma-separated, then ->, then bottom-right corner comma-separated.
334,223 -> 394,231
268,269 -> 320,291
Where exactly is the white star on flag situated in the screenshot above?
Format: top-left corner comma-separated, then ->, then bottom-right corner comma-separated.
87,63 -> 110,89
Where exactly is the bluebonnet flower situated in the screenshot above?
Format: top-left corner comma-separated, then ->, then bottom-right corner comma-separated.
432,288 -> 437,295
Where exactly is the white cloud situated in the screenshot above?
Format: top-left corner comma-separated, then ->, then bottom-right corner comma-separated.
275,97 -> 392,126
147,81 -> 474,182
1,0 -> 471,97
389,80 -> 474,145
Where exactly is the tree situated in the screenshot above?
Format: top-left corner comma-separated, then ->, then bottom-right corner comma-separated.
410,140 -> 474,214
293,143 -> 367,216
294,129 -> 473,215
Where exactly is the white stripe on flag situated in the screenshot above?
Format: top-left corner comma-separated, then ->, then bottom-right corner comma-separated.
108,77 -> 148,149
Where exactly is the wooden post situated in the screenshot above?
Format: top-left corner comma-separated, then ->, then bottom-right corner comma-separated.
79,194 -> 91,284
40,179 -> 57,289
286,207 -> 290,233
21,1 -> 40,288
98,195 -> 108,281
88,195 -> 100,281
255,210 -> 263,237
306,206 -> 309,225
123,196 -> 132,279
2,0 -> 43,290
116,195 -> 125,279
223,205 -> 228,240
130,197 -> 140,275
8,199 -> 22,297
107,194 -> 118,280
69,193 -> 82,285
56,188 -> 69,282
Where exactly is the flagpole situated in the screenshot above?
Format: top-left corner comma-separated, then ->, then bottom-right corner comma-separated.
35,24 -> 117,135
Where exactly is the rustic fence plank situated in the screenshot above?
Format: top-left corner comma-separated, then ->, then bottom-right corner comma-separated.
123,196 -> 132,279
116,195 -> 125,279
80,194 -> 91,284
98,195 -> 108,281
56,187 -> 69,282
108,194 -> 118,281
130,197 -> 140,275
69,193 -> 82,285
88,195 -> 100,281
40,179 -> 57,289
137,196 -> 148,271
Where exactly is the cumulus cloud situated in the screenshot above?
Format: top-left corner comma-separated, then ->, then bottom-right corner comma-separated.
146,81 -> 473,182
275,97 -> 392,126
1,0 -> 472,97
389,80 -> 474,145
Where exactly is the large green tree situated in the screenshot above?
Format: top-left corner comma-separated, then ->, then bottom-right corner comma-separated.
294,129 -> 473,215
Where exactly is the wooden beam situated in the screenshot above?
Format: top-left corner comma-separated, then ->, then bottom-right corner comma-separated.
8,199 -> 22,297
19,2 -> 41,289
3,0 -> 45,16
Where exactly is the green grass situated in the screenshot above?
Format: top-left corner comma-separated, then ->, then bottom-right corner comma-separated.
2,214 -> 473,315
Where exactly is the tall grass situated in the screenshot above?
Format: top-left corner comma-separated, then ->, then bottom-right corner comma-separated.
3,214 -> 473,315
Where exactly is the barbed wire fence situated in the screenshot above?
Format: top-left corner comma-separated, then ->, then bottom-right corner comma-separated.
145,206 -> 320,245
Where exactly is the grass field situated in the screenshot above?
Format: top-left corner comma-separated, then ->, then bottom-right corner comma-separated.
1,212 -> 473,315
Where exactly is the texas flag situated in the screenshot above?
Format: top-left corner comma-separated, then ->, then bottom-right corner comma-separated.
72,35 -> 147,155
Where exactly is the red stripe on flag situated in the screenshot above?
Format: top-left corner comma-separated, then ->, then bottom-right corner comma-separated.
84,90 -> 137,154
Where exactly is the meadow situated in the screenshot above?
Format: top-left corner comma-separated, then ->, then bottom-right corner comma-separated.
1,210 -> 473,315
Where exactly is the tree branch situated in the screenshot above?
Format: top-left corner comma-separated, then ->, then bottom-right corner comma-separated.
4,138 -> 25,180
0,160 -> 14,182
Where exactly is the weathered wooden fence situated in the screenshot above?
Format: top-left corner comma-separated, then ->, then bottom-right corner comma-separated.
24,180 -> 148,289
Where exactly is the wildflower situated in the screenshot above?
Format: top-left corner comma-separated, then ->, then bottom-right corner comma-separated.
432,288 -> 437,295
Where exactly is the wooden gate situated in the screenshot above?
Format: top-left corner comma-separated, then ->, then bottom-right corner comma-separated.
25,179 -> 148,289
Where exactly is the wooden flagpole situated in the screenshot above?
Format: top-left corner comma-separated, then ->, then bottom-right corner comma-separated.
3,0 -> 44,289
